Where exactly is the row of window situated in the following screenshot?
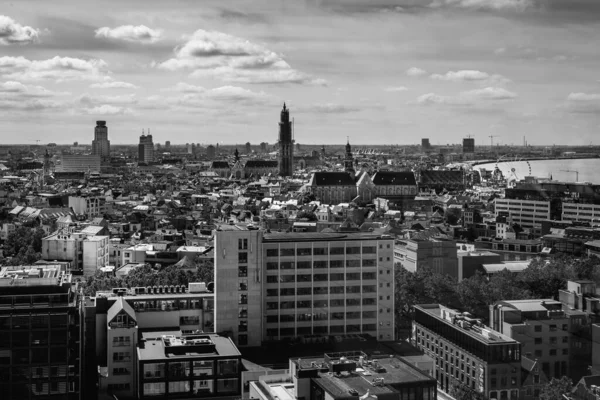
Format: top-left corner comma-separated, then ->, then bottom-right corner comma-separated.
265,245 -> 382,257
266,324 -> 379,337
265,259 -> 377,270
266,272 -> 377,283
266,300 -> 391,310
266,311 -> 378,323
266,286 -> 379,296
143,360 -> 238,379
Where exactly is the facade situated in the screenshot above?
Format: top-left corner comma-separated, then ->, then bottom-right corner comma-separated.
562,202 -> 600,224
92,284 -> 215,399
206,145 -> 216,159
494,198 -> 551,230
490,299 -> 570,380
413,304 -> 522,399
68,196 -> 107,217
421,138 -> 431,151
251,351 -> 437,400
244,160 -> 279,178
394,238 -> 458,278
214,227 -> 395,347
0,265 -> 83,400
91,120 -> 110,160
463,138 -> 475,154
58,154 -> 101,173
371,171 -> 418,200
278,103 -> 294,177
42,230 -> 109,276
138,134 -> 155,164
306,172 -> 357,205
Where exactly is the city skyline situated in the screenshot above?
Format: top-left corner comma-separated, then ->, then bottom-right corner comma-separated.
1,0 -> 600,145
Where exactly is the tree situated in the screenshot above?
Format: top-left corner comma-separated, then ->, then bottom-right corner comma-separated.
445,208 -> 462,225
296,211 -> 318,221
2,226 -> 45,266
539,376 -> 572,400
449,381 -> 485,400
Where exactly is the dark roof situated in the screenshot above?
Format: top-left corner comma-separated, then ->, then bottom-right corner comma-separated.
579,375 -> 600,389
371,171 -> 416,186
211,161 -> 230,169
310,172 -> 355,186
245,160 -> 278,168
420,170 -> 464,185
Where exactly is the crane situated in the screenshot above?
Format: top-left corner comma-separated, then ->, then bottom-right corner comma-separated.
488,135 -> 498,148
561,169 -> 579,181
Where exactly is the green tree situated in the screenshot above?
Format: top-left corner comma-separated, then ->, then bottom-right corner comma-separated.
449,381 -> 485,400
539,376 -> 572,400
296,211 -> 318,221
445,208 -> 462,225
2,226 -> 45,266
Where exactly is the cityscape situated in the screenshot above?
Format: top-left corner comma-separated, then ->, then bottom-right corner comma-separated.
2,2 -> 600,400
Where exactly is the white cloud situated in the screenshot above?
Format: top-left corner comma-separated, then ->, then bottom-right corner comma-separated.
430,70 -> 509,84
95,25 -> 162,43
78,93 -> 137,105
385,86 -> 408,92
158,29 -> 325,85
567,92 -> 600,102
307,103 -> 360,113
0,81 -> 66,97
83,105 -> 133,115
430,0 -> 533,11
168,82 -> 206,93
0,56 -> 109,82
90,81 -> 139,89
148,84 -> 274,110
406,67 -> 427,77
566,92 -> 600,113
0,98 -> 63,111
416,86 -> 517,106
0,15 -> 40,45
494,48 -> 506,55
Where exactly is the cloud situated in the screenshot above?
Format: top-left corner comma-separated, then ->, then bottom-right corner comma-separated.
0,81 -> 67,97
566,92 -> 600,113
0,15 -> 40,45
430,0 -> 533,11
385,86 -> 408,92
300,103 -> 361,114
83,105 -> 133,115
567,92 -> 600,102
406,67 -> 427,77
90,81 -> 138,89
430,70 -> 509,84
0,98 -> 63,111
416,86 -> 517,106
95,25 -> 162,43
78,93 -> 137,105
0,56 -> 109,81
158,29 -> 325,85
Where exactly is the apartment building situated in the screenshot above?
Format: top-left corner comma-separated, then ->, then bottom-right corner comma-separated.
214,226 -> 395,347
494,198 -> 550,232
0,265 -> 83,400
42,230 -> 109,276
91,283 -> 215,399
413,304 -> 521,399
562,202 -> 600,225
137,332 -> 241,399
68,196 -> 107,217
490,300 -> 570,380
394,238 -> 458,278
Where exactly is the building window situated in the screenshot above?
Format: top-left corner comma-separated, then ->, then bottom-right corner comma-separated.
144,363 -> 165,378
238,252 -> 248,264
143,382 -> 165,395
217,378 -> 239,393
218,359 -> 239,375
238,334 -> 248,346
238,239 -> 248,250
193,360 -> 213,377
534,325 -> 542,332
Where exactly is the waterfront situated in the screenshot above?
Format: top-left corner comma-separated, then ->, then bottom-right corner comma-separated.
477,158 -> 600,184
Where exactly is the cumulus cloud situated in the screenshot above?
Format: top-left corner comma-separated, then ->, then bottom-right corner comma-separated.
0,81 -> 70,112
567,92 -> 600,102
0,81 -> 66,97
83,105 -> 133,115
416,86 -> 517,106
406,67 -> 427,77
0,56 -> 109,81
307,103 -> 361,113
430,0 -> 533,11
566,92 -> 600,113
158,29 -> 325,85
0,15 -> 40,45
385,86 -> 408,92
90,81 -> 138,89
94,25 -> 162,43
0,98 -> 63,111
430,70 -> 509,84
78,93 -> 137,105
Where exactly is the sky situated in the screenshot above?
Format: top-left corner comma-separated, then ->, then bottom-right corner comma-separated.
1,0 -> 600,146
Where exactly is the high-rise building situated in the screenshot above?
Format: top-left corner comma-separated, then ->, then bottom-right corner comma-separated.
278,103 -> 294,177
214,227 -> 395,347
138,133 -> 154,164
0,265 -> 83,400
463,137 -> 475,153
245,142 -> 251,154
165,141 -> 171,151
206,145 -> 216,159
260,142 -> 267,152
92,120 -> 111,160
421,138 -> 431,151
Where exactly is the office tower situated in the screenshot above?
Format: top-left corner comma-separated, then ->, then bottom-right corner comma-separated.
138,133 -> 154,164
92,120 -> 111,160
206,145 -> 216,159
214,228 -> 395,347
421,138 -> 431,151
463,137 -> 475,153
278,103 -> 294,177
165,141 -> 171,151
0,265 -> 82,400
260,142 -> 267,153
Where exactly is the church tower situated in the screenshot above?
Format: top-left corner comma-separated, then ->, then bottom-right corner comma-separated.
344,138 -> 355,178
278,103 -> 294,177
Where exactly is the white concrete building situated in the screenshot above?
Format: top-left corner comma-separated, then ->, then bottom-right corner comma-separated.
494,198 -> 550,229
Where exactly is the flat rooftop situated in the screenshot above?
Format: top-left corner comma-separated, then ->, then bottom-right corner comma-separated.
499,299 -> 562,313
263,232 -> 392,243
138,332 -> 241,361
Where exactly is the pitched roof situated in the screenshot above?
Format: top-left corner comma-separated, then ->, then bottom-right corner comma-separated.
245,160 -> 278,168
310,172 -> 355,186
211,160 -> 230,169
420,170 -> 464,185
107,296 -> 136,325
371,171 -> 416,186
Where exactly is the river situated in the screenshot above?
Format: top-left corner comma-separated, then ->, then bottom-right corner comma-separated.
476,158 -> 600,184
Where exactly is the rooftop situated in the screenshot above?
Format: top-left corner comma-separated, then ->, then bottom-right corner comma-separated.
138,332 -> 241,361
0,265 -> 71,288
263,231 -> 393,243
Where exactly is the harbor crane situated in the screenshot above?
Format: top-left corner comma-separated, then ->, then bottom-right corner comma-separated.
488,135 -> 498,148
561,169 -> 579,181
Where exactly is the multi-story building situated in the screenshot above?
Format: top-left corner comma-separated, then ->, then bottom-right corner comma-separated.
91,120 -> 110,160
68,195 -> 107,217
42,230 -> 109,276
214,226 -> 395,347
91,283 -> 215,399
251,351 -> 437,400
138,134 -> 154,164
278,103 -> 294,177
394,238 -> 458,278
137,332 -> 241,400
57,154 -> 101,173
306,172 -> 357,205
562,202 -> 600,225
490,299 -> 570,380
413,304 -> 521,399
494,198 -> 550,232
0,265 -> 83,400
463,137 -> 475,154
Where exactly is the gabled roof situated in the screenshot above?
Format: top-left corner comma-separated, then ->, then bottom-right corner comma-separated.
211,160 -> 230,169
107,296 -> 136,325
245,160 -> 278,168
309,172 -> 355,186
371,171 -> 416,186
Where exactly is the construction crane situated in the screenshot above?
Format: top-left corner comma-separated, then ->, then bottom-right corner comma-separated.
561,170 -> 579,181
488,135 -> 498,148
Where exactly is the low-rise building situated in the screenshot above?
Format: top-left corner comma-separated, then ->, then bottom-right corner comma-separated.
394,238 -> 458,278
